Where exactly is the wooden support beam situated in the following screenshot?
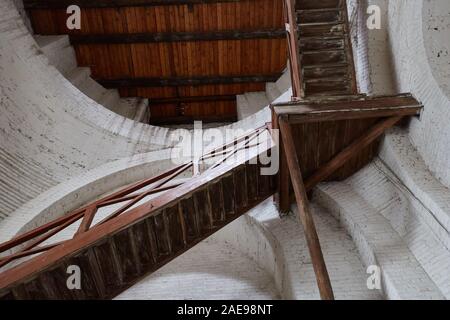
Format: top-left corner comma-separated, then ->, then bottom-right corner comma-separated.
98,74 -> 282,88
24,0 -> 242,9
272,93 -> 423,123
271,109 -> 291,213
149,114 -> 237,125
279,117 -> 334,300
69,30 -> 286,44
304,116 -> 403,191
149,95 -> 236,105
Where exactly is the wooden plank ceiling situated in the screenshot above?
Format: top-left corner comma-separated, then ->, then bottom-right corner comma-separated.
25,0 -> 288,124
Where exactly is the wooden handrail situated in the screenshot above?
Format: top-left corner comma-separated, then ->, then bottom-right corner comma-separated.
283,0 -> 304,98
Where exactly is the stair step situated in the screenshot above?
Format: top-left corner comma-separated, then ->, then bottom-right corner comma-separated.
98,90 -> 120,109
133,99 -> 150,123
299,22 -> 346,37
298,21 -> 344,28
35,35 -> 77,76
299,37 -> 345,51
299,94 -> 367,102
304,76 -> 354,95
266,82 -> 282,102
303,64 -> 350,78
296,0 -> 344,11
297,11 -> 343,24
306,89 -> 353,97
297,8 -> 343,14
304,76 -> 350,84
78,78 -> 108,102
67,67 -> 91,87
236,91 -> 269,120
302,49 -> 347,66
275,68 -> 291,93
34,35 -> 70,51
314,183 -> 445,299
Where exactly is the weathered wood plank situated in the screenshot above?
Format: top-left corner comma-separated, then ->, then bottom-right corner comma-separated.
272,94 -> 422,123
304,116 -> 403,191
130,220 -> 157,268
233,166 -> 248,210
93,240 -> 124,296
246,164 -> 259,201
70,30 -> 286,44
24,0 -> 244,9
98,74 -> 283,88
165,205 -> 186,251
179,198 -> 200,242
208,181 -> 225,225
149,114 -> 237,125
113,229 -> 140,284
193,189 -> 213,232
149,95 -> 236,104
151,213 -> 171,256
222,174 -> 236,216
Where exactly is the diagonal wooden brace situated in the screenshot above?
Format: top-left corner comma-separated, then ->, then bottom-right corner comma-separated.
304,116 -> 403,191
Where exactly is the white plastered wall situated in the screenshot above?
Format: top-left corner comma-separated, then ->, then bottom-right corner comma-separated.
384,0 -> 450,187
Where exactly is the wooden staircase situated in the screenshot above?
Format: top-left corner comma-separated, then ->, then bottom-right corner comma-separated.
0,127 -> 275,299
0,0 -> 423,301
275,0 -> 423,300
285,0 -> 357,98
297,0 -> 357,97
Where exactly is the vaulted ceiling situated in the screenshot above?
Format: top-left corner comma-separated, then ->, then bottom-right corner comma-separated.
25,0 -> 288,124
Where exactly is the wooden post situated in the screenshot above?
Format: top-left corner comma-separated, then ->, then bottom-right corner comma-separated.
279,117 -> 334,300
272,109 -> 291,214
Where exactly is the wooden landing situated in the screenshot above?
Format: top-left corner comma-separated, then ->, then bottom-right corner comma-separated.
272,93 -> 423,213
272,93 -> 422,299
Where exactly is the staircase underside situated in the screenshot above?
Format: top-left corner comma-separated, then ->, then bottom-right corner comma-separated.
0,127 -> 275,299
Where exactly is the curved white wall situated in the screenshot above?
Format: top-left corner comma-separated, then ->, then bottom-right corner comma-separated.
349,0 -> 450,189
385,0 -> 450,187
423,0 -> 450,99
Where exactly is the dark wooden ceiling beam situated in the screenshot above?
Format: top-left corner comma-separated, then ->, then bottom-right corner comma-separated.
149,95 -> 236,105
24,0 -> 243,9
69,29 -> 286,44
98,74 -> 282,88
149,114 -> 237,125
